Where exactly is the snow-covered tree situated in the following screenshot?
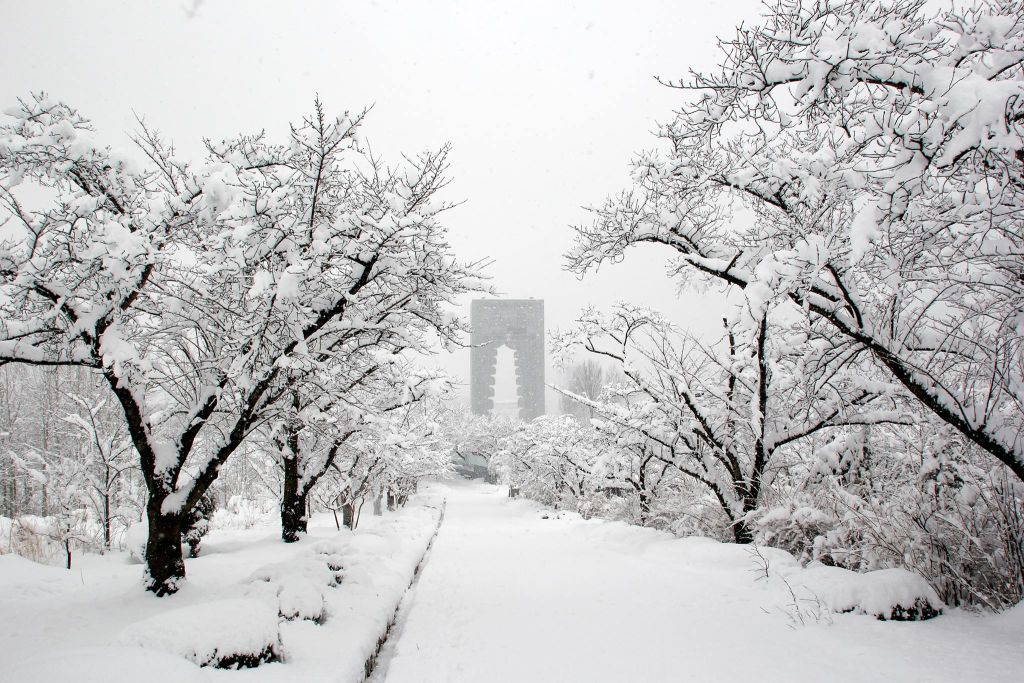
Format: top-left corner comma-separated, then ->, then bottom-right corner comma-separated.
8,449 -> 91,569
494,415 -> 600,508
555,304 -> 905,542
0,95 -> 483,593
311,395 -> 452,530
557,359 -> 619,423
276,361 -> 449,541
62,394 -> 134,550
568,0 -> 1024,482
442,408 -> 519,478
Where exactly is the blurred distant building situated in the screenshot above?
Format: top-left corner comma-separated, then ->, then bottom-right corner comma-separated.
470,299 -> 544,420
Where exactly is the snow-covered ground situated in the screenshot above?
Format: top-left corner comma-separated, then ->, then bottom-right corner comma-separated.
380,481 -> 1024,683
2,480 -> 1022,682
0,491 -> 444,682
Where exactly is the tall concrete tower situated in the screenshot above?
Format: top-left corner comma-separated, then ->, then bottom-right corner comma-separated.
470,299 -> 545,420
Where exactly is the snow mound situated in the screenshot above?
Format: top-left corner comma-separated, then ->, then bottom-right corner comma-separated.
5,646 -> 208,682
310,539 -> 347,575
246,553 -> 346,622
116,597 -> 282,668
793,566 -> 943,621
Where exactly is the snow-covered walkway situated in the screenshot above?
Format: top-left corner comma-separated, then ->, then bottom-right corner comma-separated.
381,481 -> 1022,683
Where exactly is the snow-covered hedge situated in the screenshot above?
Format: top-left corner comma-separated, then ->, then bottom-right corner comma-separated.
245,548 -> 346,623
117,598 -> 282,668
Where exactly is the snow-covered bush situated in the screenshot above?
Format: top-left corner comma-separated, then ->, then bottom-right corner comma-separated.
210,495 -> 278,531
754,500 -> 838,565
6,515 -> 68,566
244,539 -> 349,623
180,494 -> 214,558
116,598 -> 282,668
246,557 -> 339,623
757,423 -> 1024,610
793,566 -> 942,622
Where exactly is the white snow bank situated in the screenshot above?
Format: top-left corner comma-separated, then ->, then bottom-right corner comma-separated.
116,597 -> 282,668
790,565 -> 943,620
4,646 -> 208,682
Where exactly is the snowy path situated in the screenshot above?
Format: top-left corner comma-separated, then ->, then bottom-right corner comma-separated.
381,480 -> 1022,683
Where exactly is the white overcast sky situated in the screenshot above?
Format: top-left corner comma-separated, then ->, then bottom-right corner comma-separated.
1,0 -> 762,404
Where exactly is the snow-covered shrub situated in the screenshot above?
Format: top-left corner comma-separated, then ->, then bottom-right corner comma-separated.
7,514 -> 95,569
793,566 -> 943,621
754,500 -> 837,565
117,598 -> 282,668
181,494 -> 215,558
310,539 -> 347,583
210,496 -> 278,531
768,425 -> 1024,611
6,516 -> 59,565
245,547 -> 349,623
659,493 -> 734,541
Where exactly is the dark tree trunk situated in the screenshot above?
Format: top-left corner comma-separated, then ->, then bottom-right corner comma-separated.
638,458 -> 651,525
732,518 -> 755,544
281,491 -> 309,543
102,491 -> 112,551
731,491 -> 760,545
145,500 -> 186,595
639,491 -> 651,524
342,503 -> 356,530
64,539 -> 72,570
386,491 -> 396,511
280,456 -> 308,543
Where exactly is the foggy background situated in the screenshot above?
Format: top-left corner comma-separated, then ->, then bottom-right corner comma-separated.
0,0 -> 761,407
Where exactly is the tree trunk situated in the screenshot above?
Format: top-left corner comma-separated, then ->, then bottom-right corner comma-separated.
731,492 -> 759,545
386,491 -> 396,511
280,456 -> 308,543
732,518 -> 755,544
638,459 -> 650,525
638,491 -> 651,525
102,491 -> 112,551
64,539 -> 72,570
342,503 -> 356,530
145,501 -> 185,595
373,492 -> 383,516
